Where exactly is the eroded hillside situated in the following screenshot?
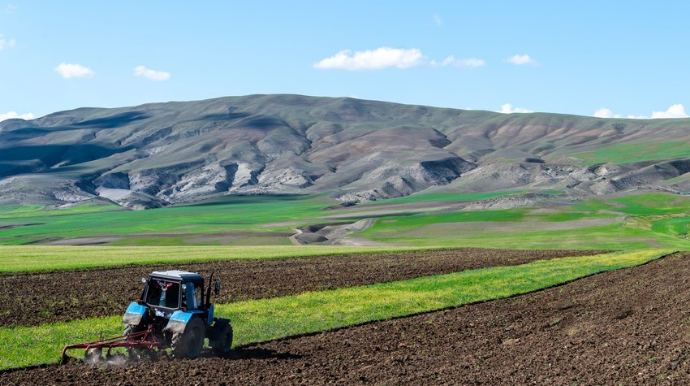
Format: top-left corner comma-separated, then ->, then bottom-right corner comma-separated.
1,94 -> 689,209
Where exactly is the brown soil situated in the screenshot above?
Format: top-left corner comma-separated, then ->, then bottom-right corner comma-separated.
0,248 -> 602,328
3,251 -> 689,385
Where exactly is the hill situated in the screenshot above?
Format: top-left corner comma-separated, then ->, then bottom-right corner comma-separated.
1,94 -> 689,209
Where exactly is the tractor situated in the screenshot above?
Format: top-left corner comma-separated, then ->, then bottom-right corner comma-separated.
62,270 -> 233,362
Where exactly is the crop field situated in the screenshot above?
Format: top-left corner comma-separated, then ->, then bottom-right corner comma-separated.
5,249 -> 681,386
0,195 -> 336,246
1,191 -> 690,251
0,245 -> 424,272
0,189 -> 689,384
2,248 -> 604,327
359,192 -> 690,250
0,249 -> 672,383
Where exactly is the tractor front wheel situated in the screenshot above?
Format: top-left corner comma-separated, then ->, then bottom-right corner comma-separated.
124,324 -> 145,359
123,324 -> 144,338
171,317 -> 205,359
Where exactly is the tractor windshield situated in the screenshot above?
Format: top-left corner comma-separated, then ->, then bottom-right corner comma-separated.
145,279 -> 181,308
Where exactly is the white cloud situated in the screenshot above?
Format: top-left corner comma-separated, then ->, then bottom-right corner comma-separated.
54,63 -> 94,79
433,14 -> 442,26
454,58 -> 485,68
5,5 -> 17,14
595,107 -> 645,119
432,56 -> 485,68
314,47 -> 484,70
500,103 -> 533,114
594,108 -> 621,119
593,104 -> 688,119
651,104 -> 688,119
314,47 -> 426,70
507,54 -> 538,66
134,65 -> 171,81
0,35 -> 16,50
0,111 -> 34,122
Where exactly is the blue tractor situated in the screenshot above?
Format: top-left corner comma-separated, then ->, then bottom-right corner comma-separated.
123,270 -> 233,358
62,270 -> 233,362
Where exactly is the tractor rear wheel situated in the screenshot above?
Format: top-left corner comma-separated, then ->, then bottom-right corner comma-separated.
210,320 -> 233,355
171,317 -> 205,359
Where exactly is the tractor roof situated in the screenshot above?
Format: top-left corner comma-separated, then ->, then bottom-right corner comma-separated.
150,270 -> 204,282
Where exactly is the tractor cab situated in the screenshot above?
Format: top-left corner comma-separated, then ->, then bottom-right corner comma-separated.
142,271 -> 206,316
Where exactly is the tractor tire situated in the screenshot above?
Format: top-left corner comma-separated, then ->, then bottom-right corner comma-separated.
123,324 -> 145,359
210,320 -> 233,356
171,317 -> 205,359
123,324 -> 144,338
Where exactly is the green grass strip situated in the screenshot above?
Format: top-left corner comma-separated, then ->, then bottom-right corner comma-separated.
0,250 -> 669,370
219,250 -> 667,344
0,245 -> 426,273
571,141 -> 690,164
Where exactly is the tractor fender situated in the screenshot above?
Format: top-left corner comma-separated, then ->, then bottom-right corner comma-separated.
164,310 -> 203,334
207,304 -> 215,325
122,302 -> 147,325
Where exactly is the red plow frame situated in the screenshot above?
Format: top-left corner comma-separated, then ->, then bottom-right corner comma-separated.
61,326 -> 161,364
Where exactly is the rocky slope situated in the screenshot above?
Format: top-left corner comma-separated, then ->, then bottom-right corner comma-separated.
1,94 -> 689,209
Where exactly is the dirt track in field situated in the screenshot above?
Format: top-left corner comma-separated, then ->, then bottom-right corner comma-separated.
3,251 -> 690,385
0,248 -> 604,328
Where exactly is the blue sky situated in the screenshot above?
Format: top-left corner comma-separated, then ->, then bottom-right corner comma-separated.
1,1 -> 689,120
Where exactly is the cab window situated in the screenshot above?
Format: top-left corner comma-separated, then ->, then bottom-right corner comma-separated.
182,282 -> 204,309
145,280 -> 180,308
195,283 -> 203,307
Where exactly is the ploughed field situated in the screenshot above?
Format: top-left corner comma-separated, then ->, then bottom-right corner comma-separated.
0,248 -> 604,327
2,251 -> 689,385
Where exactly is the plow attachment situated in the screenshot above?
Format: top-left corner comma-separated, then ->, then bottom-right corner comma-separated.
61,327 -> 161,364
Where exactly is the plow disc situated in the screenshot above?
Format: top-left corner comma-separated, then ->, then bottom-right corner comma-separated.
61,327 -> 161,365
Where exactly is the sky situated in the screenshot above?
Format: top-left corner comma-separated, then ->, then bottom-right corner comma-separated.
1,1 -> 689,120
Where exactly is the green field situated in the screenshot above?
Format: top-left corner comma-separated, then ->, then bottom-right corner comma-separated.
0,245 -> 424,273
0,191 -> 689,250
572,141 -> 690,164
0,202 -> 124,219
0,195 -> 335,245
358,192 -> 690,250
0,249 -> 667,370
